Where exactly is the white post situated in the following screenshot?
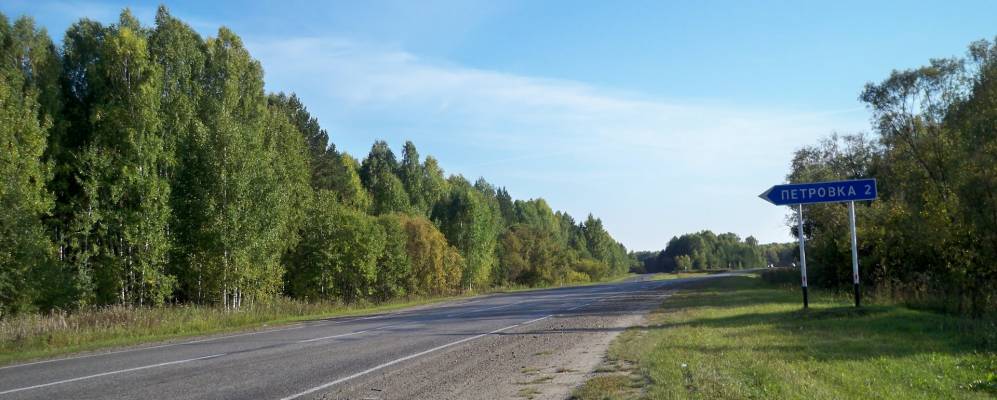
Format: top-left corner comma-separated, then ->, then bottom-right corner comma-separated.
849,201 -> 860,307
797,203 -> 808,309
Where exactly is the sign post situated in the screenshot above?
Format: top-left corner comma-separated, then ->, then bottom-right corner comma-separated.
796,203 -> 808,309
759,178 -> 877,309
848,201 -> 860,307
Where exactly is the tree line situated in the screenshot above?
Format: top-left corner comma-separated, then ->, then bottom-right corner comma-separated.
786,37 -> 997,316
0,7 -> 634,316
635,231 -> 795,273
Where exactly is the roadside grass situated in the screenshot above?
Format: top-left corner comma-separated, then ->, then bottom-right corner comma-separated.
0,271 -> 640,367
645,271 -> 714,281
573,274 -> 997,399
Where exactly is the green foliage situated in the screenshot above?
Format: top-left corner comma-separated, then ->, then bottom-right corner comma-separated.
789,38 -> 997,315
286,191 -> 383,301
0,7 -> 633,319
657,230 -> 768,272
433,179 -> 502,289
373,214 -> 411,300
71,12 -> 174,306
398,215 -> 463,296
0,14 -> 56,316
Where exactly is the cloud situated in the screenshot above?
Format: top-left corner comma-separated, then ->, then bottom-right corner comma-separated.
246,35 -> 868,248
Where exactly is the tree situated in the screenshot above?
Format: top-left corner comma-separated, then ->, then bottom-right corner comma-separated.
370,170 -> 410,215
191,26 -> 303,307
399,141 -> 428,214
150,6 -> 209,303
399,215 -> 463,295
0,14 -> 56,315
71,11 -> 175,306
286,192 -> 383,301
360,140 -> 399,190
326,153 -> 371,211
373,214 -> 411,300
674,255 -> 693,271
421,156 -> 449,215
267,92 -> 339,191
432,180 -> 501,289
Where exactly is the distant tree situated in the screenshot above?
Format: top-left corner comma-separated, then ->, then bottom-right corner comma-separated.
675,255 -> 693,271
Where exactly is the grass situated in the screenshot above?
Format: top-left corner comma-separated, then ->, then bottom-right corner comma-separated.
0,271 -> 641,367
644,271 -> 714,281
573,274 -> 997,399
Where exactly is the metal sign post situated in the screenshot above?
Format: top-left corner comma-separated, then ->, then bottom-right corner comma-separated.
848,201 -> 860,307
760,178 -> 877,309
797,203 -> 808,309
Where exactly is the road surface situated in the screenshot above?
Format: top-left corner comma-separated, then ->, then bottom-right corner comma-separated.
0,274 -> 727,399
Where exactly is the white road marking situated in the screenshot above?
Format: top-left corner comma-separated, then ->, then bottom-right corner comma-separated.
297,330 -> 371,343
0,353 -> 226,395
0,326 -> 304,371
278,314 -> 554,400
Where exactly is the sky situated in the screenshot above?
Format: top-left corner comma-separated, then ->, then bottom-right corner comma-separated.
4,0 -> 997,250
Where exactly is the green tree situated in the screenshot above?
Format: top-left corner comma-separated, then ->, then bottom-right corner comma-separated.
373,214 -> 412,300
286,192 -> 383,301
327,153 -> 371,211
72,11 -> 175,306
399,141 -> 428,214
432,179 -> 501,289
267,92 -> 339,191
0,14 -> 56,315
399,215 -> 463,295
149,6 -> 209,303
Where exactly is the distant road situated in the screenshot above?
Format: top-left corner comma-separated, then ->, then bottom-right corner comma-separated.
0,274 -> 734,400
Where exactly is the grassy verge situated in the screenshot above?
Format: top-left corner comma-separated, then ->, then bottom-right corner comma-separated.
573,274 -> 997,399
644,271 -> 714,281
0,272 -> 641,367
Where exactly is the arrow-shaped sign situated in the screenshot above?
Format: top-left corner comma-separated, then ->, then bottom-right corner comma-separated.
759,179 -> 877,206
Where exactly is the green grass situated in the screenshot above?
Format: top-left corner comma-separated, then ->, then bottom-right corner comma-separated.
573,274 -> 997,400
644,272 -> 714,281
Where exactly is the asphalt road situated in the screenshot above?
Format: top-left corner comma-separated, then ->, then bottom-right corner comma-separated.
0,274 -> 726,400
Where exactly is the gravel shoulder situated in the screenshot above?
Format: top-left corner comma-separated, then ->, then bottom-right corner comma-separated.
323,286 -> 673,400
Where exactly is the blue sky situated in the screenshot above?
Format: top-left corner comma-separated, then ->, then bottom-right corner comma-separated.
5,0 -> 997,250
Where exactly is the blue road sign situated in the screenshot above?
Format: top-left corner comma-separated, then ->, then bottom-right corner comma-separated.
759,179 -> 877,206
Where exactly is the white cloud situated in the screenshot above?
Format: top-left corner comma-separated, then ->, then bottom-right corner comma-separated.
247,36 -> 868,249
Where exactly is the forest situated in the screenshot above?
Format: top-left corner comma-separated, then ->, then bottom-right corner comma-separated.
634,231 -> 795,273
786,37 -> 997,316
0,7 -> 634,317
